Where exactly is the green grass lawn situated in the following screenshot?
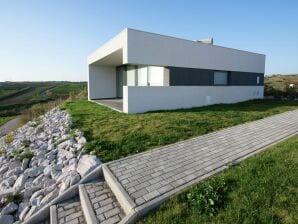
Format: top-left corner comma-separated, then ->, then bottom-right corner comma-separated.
138,135 -> 298,224
0,115 -> 15,126
61,99 -> 298,162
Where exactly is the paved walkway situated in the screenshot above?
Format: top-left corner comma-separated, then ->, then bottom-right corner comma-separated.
0,116 -> 19,136
108,110 -> 298,208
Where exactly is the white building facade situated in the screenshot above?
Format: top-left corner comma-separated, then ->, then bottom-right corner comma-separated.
88,28 -> 266,113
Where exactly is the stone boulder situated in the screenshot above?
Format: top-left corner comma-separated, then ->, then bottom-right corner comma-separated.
13,174 -> 28,190
77,155 -> 101,177
1,202 -> 18,215
0,214 -> 14,224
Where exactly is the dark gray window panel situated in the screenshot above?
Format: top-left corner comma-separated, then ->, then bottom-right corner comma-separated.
168,67 -> 214,86
168,66 -> 264,86
229,71 -> 264,85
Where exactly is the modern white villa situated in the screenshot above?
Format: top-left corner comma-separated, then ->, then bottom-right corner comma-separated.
88,28 -> 266,113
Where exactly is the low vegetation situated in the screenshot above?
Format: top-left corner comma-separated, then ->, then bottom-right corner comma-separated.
4,134 -> 14,144
265,74 -> 298,98
139,135 -> 298,224
19,98 -> 65,125
62,99 -> 298,162
186,177 -> 228,216
0,192 -> 23,209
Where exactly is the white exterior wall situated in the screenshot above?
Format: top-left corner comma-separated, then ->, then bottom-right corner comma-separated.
127,29 -> 265,73
148,66 -> 164,86
88,65 -> 116,99
123,86 -> 264,114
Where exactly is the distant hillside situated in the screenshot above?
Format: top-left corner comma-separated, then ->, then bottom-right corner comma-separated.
264,74 -> 298,98
0,81 -> 87,127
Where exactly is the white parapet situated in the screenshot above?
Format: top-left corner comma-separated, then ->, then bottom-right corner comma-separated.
123,86 -> 264,114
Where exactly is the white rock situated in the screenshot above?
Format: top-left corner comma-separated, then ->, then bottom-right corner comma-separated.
21,186 -> 41,199
27,166 -> 44,177
8,161 -> 22,170
24,205 -> 37,220
0,166 -> 9,175
13,174 -> 28,190
39,188 -> 59,206
30,195 -> 43,206
19,206 -> 30,221
1,202 -> 18,215
43,184 -> 57,195
51,169 -> 61,180
77,137 -> 86,145
32,174 -> 44,186
70,174 -> 80,186
77,155 -> 101,177
43,166 -> 52,176
30,189 -> 43,200
42,177 -> 55,188
0,177 -> 15,188
21,158 -> 30,170
16,202 -> 28,216
62,163 -> 77,173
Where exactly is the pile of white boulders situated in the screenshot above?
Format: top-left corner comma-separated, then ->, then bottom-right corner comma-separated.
0,108 -> 101,223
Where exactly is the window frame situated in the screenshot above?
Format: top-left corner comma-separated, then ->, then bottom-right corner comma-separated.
213,71 -> 229,86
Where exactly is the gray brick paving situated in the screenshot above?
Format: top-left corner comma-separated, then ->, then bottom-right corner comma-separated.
57,197 -> 86,224
108,110 -> 298,206
84,180 -> 125,224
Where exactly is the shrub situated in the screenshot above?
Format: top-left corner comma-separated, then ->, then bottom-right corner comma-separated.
285,85 -> 297,99
186,177 -> 228,216
19,150 -> 33,160
0,148 -> 5,155
10,147 -> 24,157
5,192 -> 23,205
4,134 -> 14,144
10,147 -> 33,161
22,139 -> 31,147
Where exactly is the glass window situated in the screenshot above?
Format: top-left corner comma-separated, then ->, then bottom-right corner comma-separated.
214,71 -> 228,85
126,66 -> 136,86
257,76 -> 260,84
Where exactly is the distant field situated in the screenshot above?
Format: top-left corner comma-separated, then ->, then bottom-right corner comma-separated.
46,83 -> 86,98
0,81 -> 87,127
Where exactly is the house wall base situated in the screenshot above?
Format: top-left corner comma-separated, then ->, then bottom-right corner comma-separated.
123,86 -> 264,114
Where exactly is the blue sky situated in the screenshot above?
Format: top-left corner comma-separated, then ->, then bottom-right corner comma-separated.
0,0 -> 297,81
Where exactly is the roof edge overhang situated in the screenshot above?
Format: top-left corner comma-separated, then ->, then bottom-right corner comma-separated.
87,28 -> 128,66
